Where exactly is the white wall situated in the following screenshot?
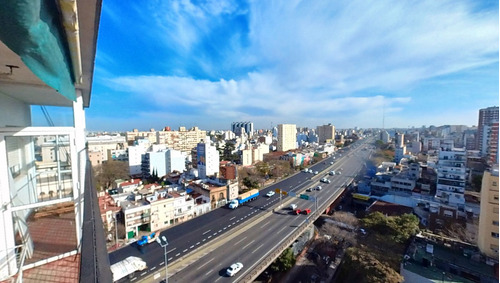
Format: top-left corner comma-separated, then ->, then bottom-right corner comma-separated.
0,93 -> 31,127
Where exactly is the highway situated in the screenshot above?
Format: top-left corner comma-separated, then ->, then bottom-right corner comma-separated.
109,137 -> 374,282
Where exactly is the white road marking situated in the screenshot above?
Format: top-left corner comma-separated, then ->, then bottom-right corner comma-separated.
160,261 -> 165,265
196,242 -> 200,245
196,258 -> 215,270
190,245 -> 194,249
261,220 -> 271,228
203,230 -> 211,235
242,240 -> 255,250
208,235 -> 212,239
277,226 -> 287,234
252,244 -> 264,254
183,249 -> 188,253
218,230 -> 222,233
150,266 -> 156,271
205,269 -> 214,276
167,247 -> 176,253
230,216 -> 236,220
141,271 -> 147,276
168,257 -> 173,261
131,277 -> 137,281
233,236 -> 248,246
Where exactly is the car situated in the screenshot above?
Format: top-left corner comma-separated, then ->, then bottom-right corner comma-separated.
266,191 -> 275,197
320,178 -> 327,183
337,171 -> 341,175
293,209 -> 301,215
302,169 -> 308,173
302,208 -> 311,215
330,161 -> 334,165
226,262 -> 243,277
306,188 -> 312,192
316,186 -> 322,191
314,171 -> 319,175
290,204 -> 297,210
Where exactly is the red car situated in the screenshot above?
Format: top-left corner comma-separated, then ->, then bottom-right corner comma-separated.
293,209 -> 301,215
302,209 -> 311,215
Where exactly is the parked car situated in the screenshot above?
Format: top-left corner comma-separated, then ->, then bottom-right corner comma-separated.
266,191 -> 275,197
293,209 -> 301,215
306,188 -> 312,192
314,171 -> 319,175
330,161 -> 334,165
316,186 -> 322,191
226,262 -> 243,277
302,208 -> 311,215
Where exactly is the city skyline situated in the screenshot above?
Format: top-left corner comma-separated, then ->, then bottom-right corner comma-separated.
62,0 -> 499,131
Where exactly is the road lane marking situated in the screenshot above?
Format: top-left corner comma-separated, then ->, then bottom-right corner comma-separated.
230,216 -> 236,220
261,220 -> 271,228
183,249 -> 188,252
214,277 -> 222,282
196,242 -> 200,245
203,239 -> 206,242
175,252 -> 180,256
205,269 -> 214,276
160,261 -> 165,265
218,230 -> 222,233
190,245 -> 194,249
208,235 -> 212,239
233,236 -> 248,246
203,230 -> 211,235
167,248 -> 176,253
252,244 -> 264,254
168,257 -> 173,261
141,271 -> 147,276
196,258 -> 215,270
242,240 -> 255,250
277,226 -> 287,233
150,266 -> 156,271
131,277 -> 137,281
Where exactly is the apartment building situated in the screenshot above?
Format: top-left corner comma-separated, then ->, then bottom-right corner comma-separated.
156,127 -> 207,153
277,124 -> 297,152
231,122 -> 254,137
476,106 -> 499,153
141,149 -> 186,178
316,123 -> 335,144
0,1 -> 102,280
87,135 -> 127,163
477,168 -> 499,258
435,148 -> 467,207
197,142 -> 220,179
126,128 -> 157,144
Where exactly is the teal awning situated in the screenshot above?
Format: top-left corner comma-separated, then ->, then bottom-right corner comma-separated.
0,0 -> 76,101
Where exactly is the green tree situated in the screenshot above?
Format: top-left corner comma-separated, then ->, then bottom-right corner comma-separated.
362,212 -> 419,244
94,160 -> 129,191
337,247 -> 403,283
270,248 -> 295,272
242,177 -> 259,189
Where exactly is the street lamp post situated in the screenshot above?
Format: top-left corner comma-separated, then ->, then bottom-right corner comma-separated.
156,236 -> 169,283
114,213 -> 119,248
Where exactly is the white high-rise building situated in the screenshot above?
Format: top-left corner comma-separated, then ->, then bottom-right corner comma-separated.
128,143 -> 149,176
197,142 -> 220,179
435,148 -> 467,207
167,149 -> 186,173
277,124 -> 297,152
142,149 -> 186,178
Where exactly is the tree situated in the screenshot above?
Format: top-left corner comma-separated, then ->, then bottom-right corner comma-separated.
242,177 -> 259,189
94,160 -> 129,191
362,212 -> 419,244
337,247 -> 403,283
270,248 -> 295,272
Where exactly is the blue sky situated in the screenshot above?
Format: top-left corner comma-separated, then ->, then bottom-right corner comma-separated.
84,0 -> 498,131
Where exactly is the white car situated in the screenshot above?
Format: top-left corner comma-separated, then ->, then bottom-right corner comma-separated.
314,171 -> 319,175
316,186 -> 322,191
290,204 -> 297,210
226,262 -> 243,277
266,191 -> 275,197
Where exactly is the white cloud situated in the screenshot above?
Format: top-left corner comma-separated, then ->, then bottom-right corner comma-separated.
99,0 -> 498,129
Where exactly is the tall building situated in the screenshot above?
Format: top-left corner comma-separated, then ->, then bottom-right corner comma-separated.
231,122 -> 254,137
197,142 -> 220,179
435,148 -> 467,207
277,124 -> 297,152
0,1 -> 109,281
486,122 -> 499,165
155,126 -> 207,153
316,124 -> 335,144
395,132 -> 405,148
476,106 -> 499,154
141,149 -> 186,179
477,168 -> 499,258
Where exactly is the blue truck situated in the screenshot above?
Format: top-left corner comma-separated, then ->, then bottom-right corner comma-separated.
228,189 -> 259,209
137,231 -> 159,246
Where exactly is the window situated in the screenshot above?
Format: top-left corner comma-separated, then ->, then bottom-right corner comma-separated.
491,232 -> 499,239
493,220 -> 499,226
490,244 -> 498,253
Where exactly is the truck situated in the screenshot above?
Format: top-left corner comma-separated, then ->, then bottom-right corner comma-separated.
137,231 -> 159,246
110,256 -> 147,282
228,189 -> 259,209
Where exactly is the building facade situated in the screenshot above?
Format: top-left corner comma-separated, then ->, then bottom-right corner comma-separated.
316,124 -> 335,144
476,106 -> 499,153
477,168 -> 499,258
197,142 -> 220,179
277,124 -> 297,152
231,122 -> 254,137
435,148 -> 467,207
